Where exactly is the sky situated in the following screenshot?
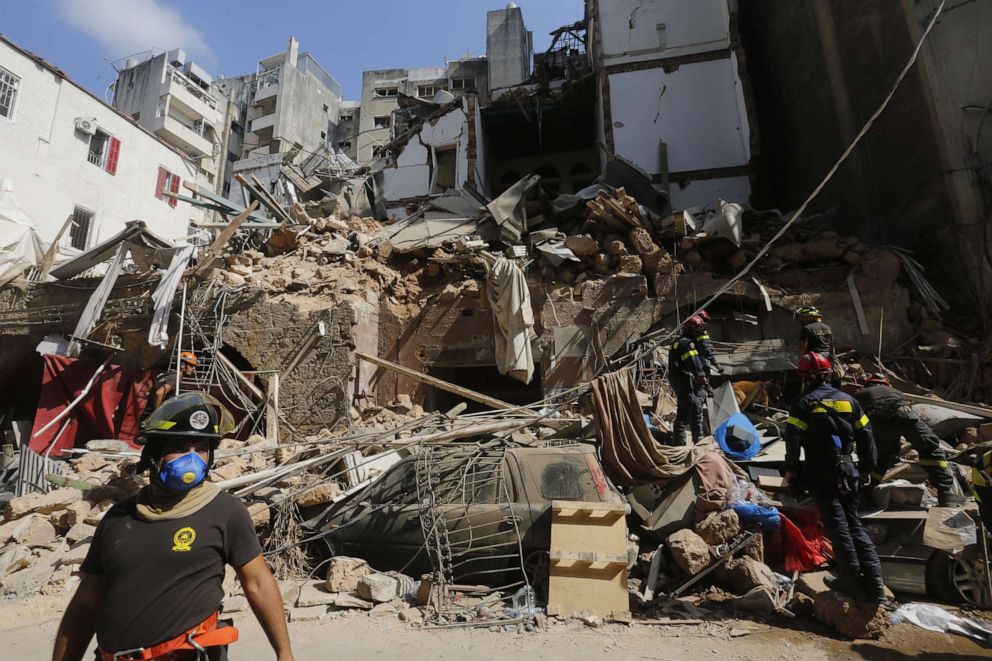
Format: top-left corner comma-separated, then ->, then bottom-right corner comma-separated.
1,0 -> 585,101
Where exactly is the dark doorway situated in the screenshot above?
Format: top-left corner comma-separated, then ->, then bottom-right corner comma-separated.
425,365 -> 543,414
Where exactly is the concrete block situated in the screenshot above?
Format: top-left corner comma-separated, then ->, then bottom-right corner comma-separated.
325,556 -> 370,593
725,557 -> 778,595
617,254 -> 643,274
59,542 -> 90,567
357,573 -> 402,604
368,601 -> 400,618
813,590 -> 889,639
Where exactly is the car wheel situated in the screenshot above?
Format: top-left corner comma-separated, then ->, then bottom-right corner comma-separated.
926,548 -> 992,608
523,550 -> 550,604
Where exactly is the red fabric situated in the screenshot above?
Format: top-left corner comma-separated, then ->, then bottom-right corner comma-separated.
29,355 -> 153,457
779,510 -> 833,573
105,137 -> 121,175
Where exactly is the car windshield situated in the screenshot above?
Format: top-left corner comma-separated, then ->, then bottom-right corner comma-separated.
530,453 -> 604,501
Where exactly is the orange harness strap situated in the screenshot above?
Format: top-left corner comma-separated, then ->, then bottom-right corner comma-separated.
100,611 -> 239,661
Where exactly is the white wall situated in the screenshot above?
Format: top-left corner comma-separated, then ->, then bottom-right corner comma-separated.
381,101 -> 470,201
597,0 -> 730,65
608,54 -> 750,174
0,40 -> 194,250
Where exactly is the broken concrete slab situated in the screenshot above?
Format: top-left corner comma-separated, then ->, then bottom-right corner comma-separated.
58,543 -> 90,567
4,489 -> 80,521
0,545 -> 31,577
287,605 -> 328,622
65,523 -> 95,546
725,557 -> 779,595
10,515 -> 57,547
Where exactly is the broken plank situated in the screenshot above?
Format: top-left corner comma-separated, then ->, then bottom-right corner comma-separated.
192,200 -> 259,277
355,352 -> 523,413
235,174 -> 293,226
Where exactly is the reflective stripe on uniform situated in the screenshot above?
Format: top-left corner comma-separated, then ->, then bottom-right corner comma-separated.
151,420 -> 178,430
698,334 -> 710,341
681,350 -> 699,360
853,414 -> 870,430
918,459 -> 949,468
787,416 -> 808,431
809,399 -> 854,414
672,341 -> 680,350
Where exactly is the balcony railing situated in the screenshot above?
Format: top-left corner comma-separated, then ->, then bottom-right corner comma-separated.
87,151 -> 104,167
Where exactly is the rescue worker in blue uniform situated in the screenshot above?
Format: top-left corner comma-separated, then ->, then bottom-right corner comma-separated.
784,352 -> 887,604
668,315 -> 709,445
855,373 -> 959,506
695,311 -> 723,379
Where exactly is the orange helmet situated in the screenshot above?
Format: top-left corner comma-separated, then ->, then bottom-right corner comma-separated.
797,352 -> 831,378
180,351 -> 198,367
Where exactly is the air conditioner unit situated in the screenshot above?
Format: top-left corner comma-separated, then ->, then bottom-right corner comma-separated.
74,117 -> 98,135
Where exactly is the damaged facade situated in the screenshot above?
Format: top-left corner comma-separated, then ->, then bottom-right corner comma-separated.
2,0 -> 992,649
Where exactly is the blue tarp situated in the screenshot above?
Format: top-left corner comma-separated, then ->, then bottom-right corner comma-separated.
714,413 -> 761,460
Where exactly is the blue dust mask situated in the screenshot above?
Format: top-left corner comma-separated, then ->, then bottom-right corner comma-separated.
159,451 -> 208,491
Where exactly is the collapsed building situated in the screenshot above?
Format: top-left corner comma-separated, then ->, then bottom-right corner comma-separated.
1,0 -> 992,645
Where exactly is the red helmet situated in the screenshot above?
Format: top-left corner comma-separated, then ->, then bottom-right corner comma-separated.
684,315 -> 707,334
797,352 -> 831,377
863,372 -> 890,386
698,310 -> 711,323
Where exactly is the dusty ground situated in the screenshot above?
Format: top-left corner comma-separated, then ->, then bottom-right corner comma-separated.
2,593 -> 987,660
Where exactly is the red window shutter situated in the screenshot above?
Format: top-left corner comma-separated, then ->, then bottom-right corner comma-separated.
168,174 -> 180,208
105,137 -> 121,175
155,166 -> 167,200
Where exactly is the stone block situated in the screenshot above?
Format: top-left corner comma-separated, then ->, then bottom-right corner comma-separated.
296,580 -> 339,607
813,590 -> 889,639
83,500 -> 114,526
327,592 -> 374,610
978,423 -> 992,443
4,488 -> 80,521
564,235 -> 600,257
59,500 -> 93,528
71,454 -> 110,474
85,440 -> 129,452
732,586 -> 778,614
725,557 -> 778,595
796,570 -> 832,598
694,509 -> 740,546
617,254 -> 643,274
65,523 -> 96,546
11,515 -> 56,547
295,483 -> 341,508
369,601 -> 400,617
665,529 -> 712,576
325,556 -> 371,593
247,503 -> 270,528
59,542 -> 90,567
627,228 -> 658,257
605,239 -> 628,256
357,573 -> 402,604
0,545 -> 31,577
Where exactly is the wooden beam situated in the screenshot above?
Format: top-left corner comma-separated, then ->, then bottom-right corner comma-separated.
38,214 -> 75,279
234,174 -> 293,225
192,200 -> 259,277
355,352 -> 522,412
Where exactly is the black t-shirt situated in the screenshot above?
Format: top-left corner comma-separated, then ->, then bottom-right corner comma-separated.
800,322 -> 833,355
855,385 -> 909,417
80,492 -> 262,652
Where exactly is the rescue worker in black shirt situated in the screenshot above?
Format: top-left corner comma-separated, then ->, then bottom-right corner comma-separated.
797,306 -> 842,385
668,315 -> 709,445
695,310 -> 723,378
144,351 -> 199,421
855,373 -> 959,506
53,392 -> 295,661
784,352 -> 887,604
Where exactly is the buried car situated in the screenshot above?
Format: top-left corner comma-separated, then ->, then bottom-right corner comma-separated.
306,442 -> 622,591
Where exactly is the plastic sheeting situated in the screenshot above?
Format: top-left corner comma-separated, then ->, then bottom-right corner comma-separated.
714,413 -> 762,460
0,177 -> 45,287
484,254 -> 535,384
149,245 -> 194,348
892,603 -> 992,643
29,355 -> 152,457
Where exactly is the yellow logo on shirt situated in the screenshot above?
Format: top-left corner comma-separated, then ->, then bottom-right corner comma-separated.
172,526 -> 196,552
